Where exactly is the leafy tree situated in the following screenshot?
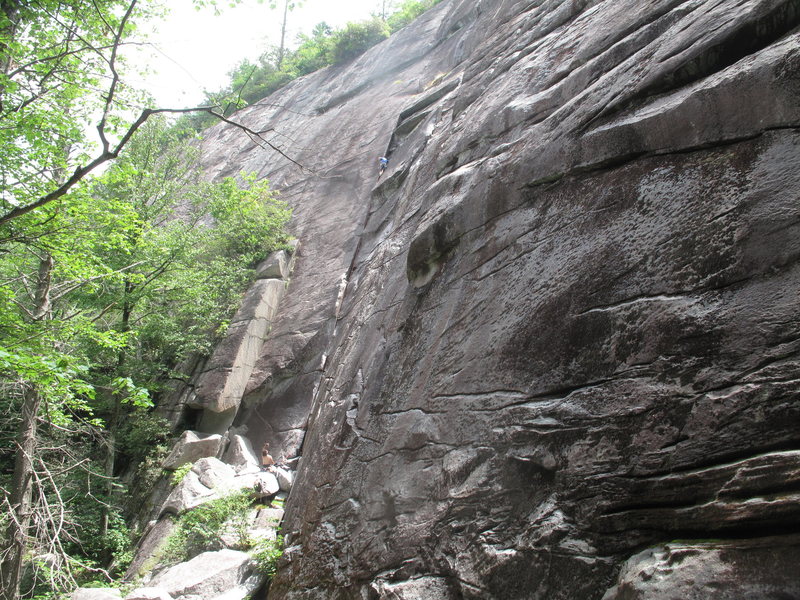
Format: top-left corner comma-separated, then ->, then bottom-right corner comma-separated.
1,36 -> 290,599
75,115 -> 290,541
290,22 -> 335,75
386,0 -> 443,32
0,0 -> 159,228
329,18 -> 390,64
0,114 -> 291,597
178,0 -> 443,137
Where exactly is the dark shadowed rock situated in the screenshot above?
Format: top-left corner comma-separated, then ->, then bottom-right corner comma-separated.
126,518 -> 177,581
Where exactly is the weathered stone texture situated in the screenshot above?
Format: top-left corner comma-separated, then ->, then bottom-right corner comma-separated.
192,279 -> 287,416
189,0 -> 800,598
147,549 -> 263,600
71,589 -> 122,600
162,431 -> 222,470
602,537 -> 800,600
124,589 -> 174,600
223,434 -> 260,472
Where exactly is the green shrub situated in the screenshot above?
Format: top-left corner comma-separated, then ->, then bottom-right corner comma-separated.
289,23 -> 334,75
162,491 -> 253,563
251,535 -> 284,578
330,18 -> 390,63
387,0 -> 443,33
171,462 -> 193,486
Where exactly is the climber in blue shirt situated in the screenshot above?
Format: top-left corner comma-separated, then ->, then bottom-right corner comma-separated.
378,156 -> 389,177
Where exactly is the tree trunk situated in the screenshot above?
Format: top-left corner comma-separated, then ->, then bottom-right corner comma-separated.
277,0 -> 289,69
0,0 -> 19,76
100,284 -> 132,538
33,254 -> 53,320
1,387 -> 42,600
0,249 -> 53,599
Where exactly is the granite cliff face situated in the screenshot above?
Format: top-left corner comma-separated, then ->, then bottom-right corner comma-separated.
184,0 -> 800,598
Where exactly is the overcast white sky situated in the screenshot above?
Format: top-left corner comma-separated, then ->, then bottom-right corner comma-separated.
131,0 -> 381,107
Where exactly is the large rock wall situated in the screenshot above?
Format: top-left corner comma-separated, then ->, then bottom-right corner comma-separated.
195,0 -> 800,598
195,5 -> 460,459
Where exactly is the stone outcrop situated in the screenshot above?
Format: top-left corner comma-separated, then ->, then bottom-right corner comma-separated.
160,470 -> 214,515
192,276 -> 289,428
146,549 -> 264,600
128,453 -> 284,585
123,589 -> 174,600
134,0 -> 800,598
222,434 -> 261,472
161,431 -> 222,470
602,536 -> 800,600
71,589 -> 122,600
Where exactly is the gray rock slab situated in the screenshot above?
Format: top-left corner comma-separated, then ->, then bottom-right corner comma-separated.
275,467 -> 293,492
256,248 -> 295,280
234,471 -> 280,499
71,589 -> 122,600
602,537 -> 800,600
252,506 -> 284,529
177,0 -> 800,598
372,577 -> 459,600
148,549 -> 263,600
191,278 -> 287,414
125,518 -> 178,581
162,431 -> 222,470
124,588 -> 174,600
222,435 -> 260,472
191,457 -> 236,490
160,471 -> 213,516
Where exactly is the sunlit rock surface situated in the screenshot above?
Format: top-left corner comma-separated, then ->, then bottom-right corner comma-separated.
191,0 -> 800,597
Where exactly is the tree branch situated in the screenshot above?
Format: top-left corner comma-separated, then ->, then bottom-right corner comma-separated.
0,105 -> 308,228
96,0 -> 138,153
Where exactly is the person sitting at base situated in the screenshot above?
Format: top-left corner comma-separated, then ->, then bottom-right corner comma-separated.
378,156 -> 389,177
261,442 -> 275,467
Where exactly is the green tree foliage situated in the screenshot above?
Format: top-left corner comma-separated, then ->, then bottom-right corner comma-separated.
251,534 -> 284,578
291,23 -> 335,75
329,18 -> 390,64
180,0 -> 443,135
0,117 -> 291,597
0,1 -> 291,597
162,491 -> 253,564
0,0 -> 162,228
386,0 -> 443,32
87,118 -> 291,385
